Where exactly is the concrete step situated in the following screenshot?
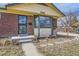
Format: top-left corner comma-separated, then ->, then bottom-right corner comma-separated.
11,35 -> 35,40
19,39 -> 32,43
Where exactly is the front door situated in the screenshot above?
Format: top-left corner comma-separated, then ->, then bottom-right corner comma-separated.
18,16 -> 27,34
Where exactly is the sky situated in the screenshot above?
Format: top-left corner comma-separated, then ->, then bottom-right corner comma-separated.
54,3 -> 79,15
0,3 -> 8,8
54,3 -> 79,26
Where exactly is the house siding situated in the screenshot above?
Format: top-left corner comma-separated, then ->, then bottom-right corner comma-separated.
0,13 -> 18,37
27,16 -> 34,35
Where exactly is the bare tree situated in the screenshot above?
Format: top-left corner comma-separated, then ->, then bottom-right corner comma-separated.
59,13 -> 78,33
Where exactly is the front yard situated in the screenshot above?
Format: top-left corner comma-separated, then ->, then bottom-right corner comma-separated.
0,36 -> 79,56
0,38 -> 24,56
35,37 -> 79,56
0,45 -> 24,56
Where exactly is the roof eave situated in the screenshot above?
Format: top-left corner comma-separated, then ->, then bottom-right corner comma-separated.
51,3 -> 65,16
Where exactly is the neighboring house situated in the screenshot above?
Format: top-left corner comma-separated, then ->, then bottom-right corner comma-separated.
0,3 -> 64,37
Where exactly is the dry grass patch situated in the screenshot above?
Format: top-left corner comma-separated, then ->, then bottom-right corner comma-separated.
0,45 -> 24,56
35,37 -> 79,56
0,38 -> 24,56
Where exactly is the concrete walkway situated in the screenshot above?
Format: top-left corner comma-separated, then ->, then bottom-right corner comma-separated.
22,42 -> 43,56
57,32 -> 79,37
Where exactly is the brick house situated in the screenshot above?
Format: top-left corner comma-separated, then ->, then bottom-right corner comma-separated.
0,3 -> 64,37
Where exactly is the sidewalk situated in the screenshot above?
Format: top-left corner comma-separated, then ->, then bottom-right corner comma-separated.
22,42 -> 43,56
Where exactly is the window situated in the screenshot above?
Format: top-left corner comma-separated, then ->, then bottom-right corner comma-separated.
19,25 -> 26,34
18,16 -> 27,34
18,16 -> 26,24
35,16 -> 52,28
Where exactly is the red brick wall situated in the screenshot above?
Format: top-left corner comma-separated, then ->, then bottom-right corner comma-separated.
0,13 -> 34,37
27,16 -> 34,35
0,13 -> 18,37
51,18 -> 57,35
52,19 -> 57,30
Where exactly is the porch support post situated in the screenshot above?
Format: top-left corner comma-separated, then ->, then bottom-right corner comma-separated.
38,16 -> 40,38
51,17 -> 53,36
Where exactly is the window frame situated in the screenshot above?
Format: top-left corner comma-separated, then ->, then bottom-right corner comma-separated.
34,16 -> 52,28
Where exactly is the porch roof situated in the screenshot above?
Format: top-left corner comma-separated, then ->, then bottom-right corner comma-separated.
0,3 -> 64,19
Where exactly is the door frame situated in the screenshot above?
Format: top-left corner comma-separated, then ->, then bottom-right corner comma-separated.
18,15 -> 27,34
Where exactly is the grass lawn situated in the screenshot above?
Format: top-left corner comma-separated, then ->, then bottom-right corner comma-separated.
0,45 -> 24,56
